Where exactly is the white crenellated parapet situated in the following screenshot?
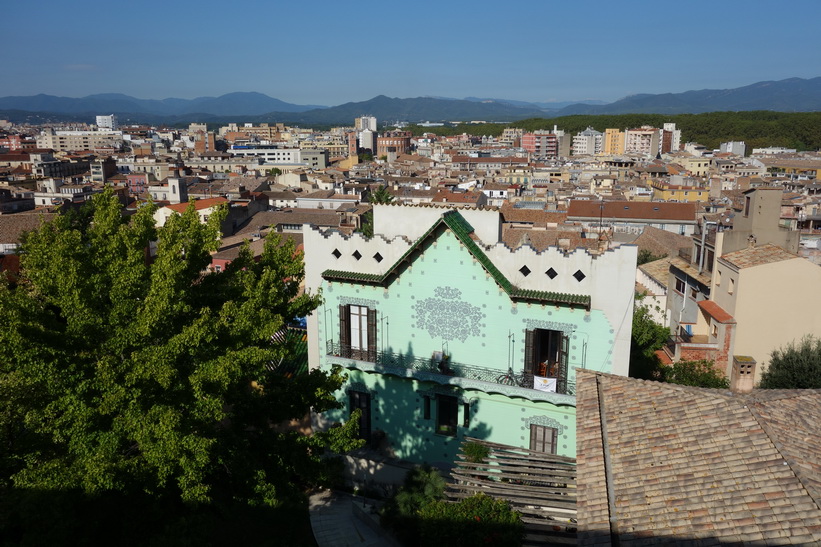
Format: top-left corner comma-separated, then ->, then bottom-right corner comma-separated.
373,203 -> 502,244
302,226 -> 413,293
484,241 -> 637,376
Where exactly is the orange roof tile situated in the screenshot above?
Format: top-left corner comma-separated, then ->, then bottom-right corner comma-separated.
698,299 -> 735,323
165,197 -> 228,213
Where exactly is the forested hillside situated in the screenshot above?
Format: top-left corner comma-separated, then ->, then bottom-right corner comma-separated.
408,112 -> 821,152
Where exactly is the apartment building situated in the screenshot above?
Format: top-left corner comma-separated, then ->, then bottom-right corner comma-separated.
36,129 -> 123,152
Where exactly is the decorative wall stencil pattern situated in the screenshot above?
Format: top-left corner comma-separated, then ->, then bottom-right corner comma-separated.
524,319 -> 577,333
413,286 -> 484,342
522,414 -> 565,435
339,296 -> 379,308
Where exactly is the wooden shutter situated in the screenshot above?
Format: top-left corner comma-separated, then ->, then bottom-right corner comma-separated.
339,304 -> 350,357
367,308 -> 377,361
549,427 -> 558,454
529,424 -> 542,452
524,329 -> 535,374
558,334 -> 569,394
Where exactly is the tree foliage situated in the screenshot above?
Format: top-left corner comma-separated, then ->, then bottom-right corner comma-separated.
0,190 -> 361,511
407,111 -> 821,152
418,494 -> 523,547
370,185 -> 394,205
629,296 -> 668,380
637,249 -> 666,266
382,466 -> 522,547
381,465 -> 446,546
759,336 -> 821,389
662,359 -> 729,389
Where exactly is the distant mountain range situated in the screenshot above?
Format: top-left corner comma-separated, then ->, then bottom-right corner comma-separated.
554,77 -> 821,116
1,77 -> 819,125
0,92 -> 323,116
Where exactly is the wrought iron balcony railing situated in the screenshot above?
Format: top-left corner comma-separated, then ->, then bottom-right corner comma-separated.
325,341 -> 575,395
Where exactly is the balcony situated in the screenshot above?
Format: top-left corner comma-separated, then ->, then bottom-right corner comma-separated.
665,334 -> 719,363
325,341 -> 575,401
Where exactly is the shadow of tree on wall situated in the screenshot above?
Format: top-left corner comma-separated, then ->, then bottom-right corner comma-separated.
350,364 -> 494,473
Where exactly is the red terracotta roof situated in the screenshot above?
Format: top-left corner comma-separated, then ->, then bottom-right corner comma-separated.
164,197 -> 228,213
698,299 -> 735,323
568,200 -> 696,222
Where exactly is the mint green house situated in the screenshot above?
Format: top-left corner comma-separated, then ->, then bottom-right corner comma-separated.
303,205 -> 635,467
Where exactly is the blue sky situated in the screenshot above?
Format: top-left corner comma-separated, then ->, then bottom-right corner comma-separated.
4,0 -> 820,106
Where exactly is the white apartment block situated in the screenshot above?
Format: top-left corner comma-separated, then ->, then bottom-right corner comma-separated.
663,123 -> 682,152
720,141 -> 747,157
228,145 -> 328,169
96,114 -> 118,131
355,116 -> 377,132
572,127 -> 603,156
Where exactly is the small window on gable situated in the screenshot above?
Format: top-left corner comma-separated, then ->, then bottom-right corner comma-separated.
728,278 -> 735,295
711,323 -> 718,337
716,269 -> 722,286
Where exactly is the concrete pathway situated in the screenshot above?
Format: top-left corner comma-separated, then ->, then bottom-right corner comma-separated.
308,489 -> 399,547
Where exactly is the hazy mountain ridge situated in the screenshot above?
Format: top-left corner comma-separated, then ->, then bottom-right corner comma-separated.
0,92 -> 324,116
555,77 -> 821,115
1,78 -> 819,125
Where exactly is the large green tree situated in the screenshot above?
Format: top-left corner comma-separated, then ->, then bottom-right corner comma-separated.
759,336 -> 821,389
0,190 -> 360,509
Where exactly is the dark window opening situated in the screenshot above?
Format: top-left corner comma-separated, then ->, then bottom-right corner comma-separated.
436,395 -> 458,436
349,390 -> 372,442
525,328 -> 569,394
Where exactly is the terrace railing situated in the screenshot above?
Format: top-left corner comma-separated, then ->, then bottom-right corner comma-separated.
326,341 -> 575,395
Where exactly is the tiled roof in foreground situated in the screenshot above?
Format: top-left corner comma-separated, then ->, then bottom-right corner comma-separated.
576,370 -> 821,545
322,210 -> 590,309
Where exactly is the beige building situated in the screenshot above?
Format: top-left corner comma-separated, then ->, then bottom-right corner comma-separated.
674,156 -> 712,177
694,244 -> 821,385
624,126 -> 659,157
36,129 -> 123,152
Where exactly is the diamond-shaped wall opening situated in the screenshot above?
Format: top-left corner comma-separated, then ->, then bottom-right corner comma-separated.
332,249 -> 341,259
352,250 -> 362,261
573,269 -> 586,282
546,267 -> 558,279
373,252 -> 383,263
519,265 -> 531,277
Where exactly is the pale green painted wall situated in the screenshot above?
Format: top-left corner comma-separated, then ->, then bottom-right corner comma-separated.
322,371 -> 577,464
317,229 -> 613,463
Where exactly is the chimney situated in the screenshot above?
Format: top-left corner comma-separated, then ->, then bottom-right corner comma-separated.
730,355 -> 756,393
